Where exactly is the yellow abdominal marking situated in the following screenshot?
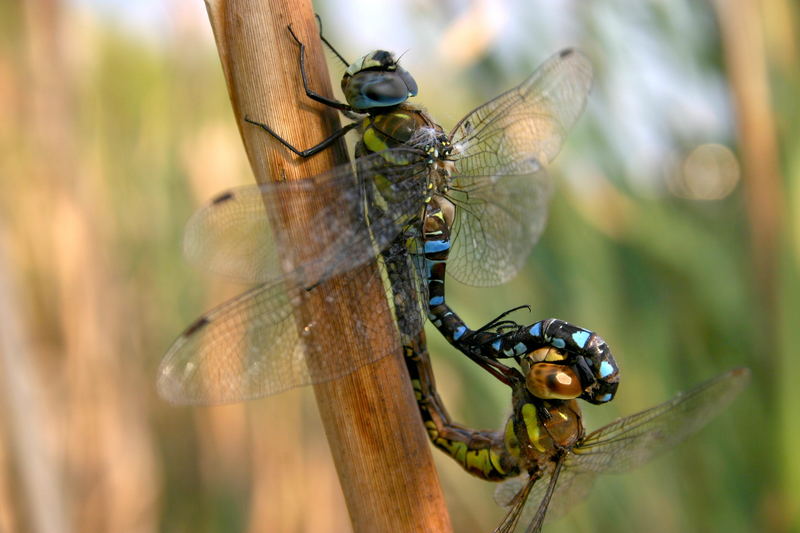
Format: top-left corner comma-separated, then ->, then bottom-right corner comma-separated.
522,403 -> 546,453
438,438 -> 468,464
504,418 -> 520,458
466,449 -> 491,474
410,378 -> 423,401
489,450 -> 507,475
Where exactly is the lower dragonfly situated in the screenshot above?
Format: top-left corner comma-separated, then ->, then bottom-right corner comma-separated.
403,331 -> 750,533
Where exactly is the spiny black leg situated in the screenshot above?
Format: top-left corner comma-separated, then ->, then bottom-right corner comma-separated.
314,14 -> 349,67
286,24 -> 351,111
459,344 -> 522,387
245,116 -> 358,158
536,402 -> 552,422
476,305 -> 531,333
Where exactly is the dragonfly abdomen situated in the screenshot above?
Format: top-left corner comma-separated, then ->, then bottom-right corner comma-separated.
402,341 -> 518,482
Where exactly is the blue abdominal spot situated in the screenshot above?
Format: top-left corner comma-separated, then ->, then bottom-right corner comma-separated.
571,330 -> 590,348
423,240 -> 451,254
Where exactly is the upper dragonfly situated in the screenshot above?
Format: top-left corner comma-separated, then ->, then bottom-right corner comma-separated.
158,27 -> 593,404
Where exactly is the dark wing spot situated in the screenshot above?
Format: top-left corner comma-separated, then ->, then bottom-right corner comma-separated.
183,316 -> 210,336
559,48 -> 574,58
212,191 -> 234,204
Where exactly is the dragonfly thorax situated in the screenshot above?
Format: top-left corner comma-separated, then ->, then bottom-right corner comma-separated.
510,384 -> 583,470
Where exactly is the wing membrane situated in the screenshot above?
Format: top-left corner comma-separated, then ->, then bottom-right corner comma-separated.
569,368 -> 750,473
492,368 -> 749,532
446,49 -> 592,286
448,160 -> 551,286
494,464 -> 596,533
183,149 -> 429,285
157,263 -> 422,404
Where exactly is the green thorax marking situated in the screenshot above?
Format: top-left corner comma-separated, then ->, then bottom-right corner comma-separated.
358,104 -> 441,155
509,383 -> 584,470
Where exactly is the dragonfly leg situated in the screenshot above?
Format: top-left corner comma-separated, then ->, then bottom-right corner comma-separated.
286,24 -> 352,111
243,24 -> 359,158
313,15 -> 350,68
245,116 -> 358,158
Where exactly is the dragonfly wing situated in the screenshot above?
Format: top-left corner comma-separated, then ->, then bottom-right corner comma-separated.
449,48 -> 592,168
491,369 -> 749,531
158,281 -> 304,404
183,149 -> 429,285
448,160 -> 551,286
494,464 -> 598,533
157,264 -> 410,404
570,368 -> 751,473
445,49 -> 592,286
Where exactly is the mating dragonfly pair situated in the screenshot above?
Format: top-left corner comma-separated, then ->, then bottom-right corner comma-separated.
158,25 -> 749,533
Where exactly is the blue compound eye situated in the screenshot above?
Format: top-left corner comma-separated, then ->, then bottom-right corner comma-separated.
397,68 -> 418,96
345,71 -> 414,111
362,74 -> 409,104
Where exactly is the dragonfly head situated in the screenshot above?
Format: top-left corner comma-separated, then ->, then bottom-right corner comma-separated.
342,51 -> 418,112
524,362 -> 583,400
524,342 -> 619,405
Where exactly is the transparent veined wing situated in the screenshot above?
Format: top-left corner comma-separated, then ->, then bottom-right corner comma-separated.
492,368 -> 750,532
157,257 -> 427,404
570,367 -> 750,473
446,49 -> 593,287
448,159 -> 551,287
494,464 -> 596,533
182,149 -> 430,285
161,148 -> 437,404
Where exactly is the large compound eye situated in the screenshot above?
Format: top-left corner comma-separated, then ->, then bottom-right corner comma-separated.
363,74 -> 409,103
345,72 -> 412,111
526,363 -> 583,400
397,67 -> 418,96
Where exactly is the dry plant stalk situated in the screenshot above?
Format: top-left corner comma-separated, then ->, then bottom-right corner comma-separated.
712,0 -> 783,329
203,1 -> 453,531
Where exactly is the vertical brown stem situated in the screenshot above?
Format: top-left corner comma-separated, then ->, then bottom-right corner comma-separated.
204,1 -> 453,531
712,0 -> 784,335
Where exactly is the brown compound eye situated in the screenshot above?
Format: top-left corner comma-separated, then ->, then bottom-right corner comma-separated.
526,363 -> 583,400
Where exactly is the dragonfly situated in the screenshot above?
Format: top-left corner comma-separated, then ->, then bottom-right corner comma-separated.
403,332 -> 750,533
158,25 -> 594,405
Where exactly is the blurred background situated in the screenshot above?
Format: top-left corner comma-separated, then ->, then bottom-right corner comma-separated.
0,0 -> 798,532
